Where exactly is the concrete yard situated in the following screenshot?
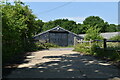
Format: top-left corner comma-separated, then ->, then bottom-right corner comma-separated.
5,48 -> 120,79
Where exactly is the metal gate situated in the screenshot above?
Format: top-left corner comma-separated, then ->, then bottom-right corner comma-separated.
49,32 -> 68,46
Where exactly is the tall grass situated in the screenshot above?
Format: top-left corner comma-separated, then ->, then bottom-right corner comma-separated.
74,42 -> 120,62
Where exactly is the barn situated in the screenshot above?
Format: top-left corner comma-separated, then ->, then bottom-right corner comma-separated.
33,25 -> 83,46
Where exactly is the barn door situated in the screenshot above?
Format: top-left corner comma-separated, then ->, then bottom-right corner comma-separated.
49,32 -> 68,46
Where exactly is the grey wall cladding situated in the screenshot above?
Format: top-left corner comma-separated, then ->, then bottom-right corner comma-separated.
34,26 -> 83,46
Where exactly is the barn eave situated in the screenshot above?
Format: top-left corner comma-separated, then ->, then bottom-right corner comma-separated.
34,25 -> 82,38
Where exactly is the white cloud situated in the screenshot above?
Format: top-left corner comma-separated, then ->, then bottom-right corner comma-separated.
41,20 -> 48,22
58,17 -> 85,24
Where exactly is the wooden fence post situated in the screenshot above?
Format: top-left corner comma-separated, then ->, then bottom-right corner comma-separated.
103,39 -> 107,49
74,37 -> 77,46
80,39 -> 83,44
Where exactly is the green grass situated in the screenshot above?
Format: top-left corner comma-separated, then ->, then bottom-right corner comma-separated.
35,42 -> 60,49
74,42 -> 120,62
109,35 -> 120,41
35,42 -> 74,49
56,45 -> 74,48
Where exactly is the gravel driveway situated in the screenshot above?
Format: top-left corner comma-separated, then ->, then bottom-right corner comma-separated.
5,48 -> 120,79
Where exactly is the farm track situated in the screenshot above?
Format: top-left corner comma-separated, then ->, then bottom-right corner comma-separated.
4,48 -> 120,79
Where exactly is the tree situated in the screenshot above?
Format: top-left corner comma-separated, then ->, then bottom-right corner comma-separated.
2,1 -> 43,63
42,19 -> 82,34
106,24 -> 118,32
83,16 -> 109,32
84,26 -> 103,40
34,19 -> 44,34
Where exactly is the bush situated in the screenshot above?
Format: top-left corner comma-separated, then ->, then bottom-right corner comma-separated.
44,43 -> 59,48
74,42 -> 120,61
74,43 -> 91,54
84,27 -> 103,40
110,35 -> 120,41
35,42 -> 59,50
90,43 -> 100,55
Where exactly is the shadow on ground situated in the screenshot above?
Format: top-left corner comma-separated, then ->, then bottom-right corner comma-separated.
3,53 -> 120,78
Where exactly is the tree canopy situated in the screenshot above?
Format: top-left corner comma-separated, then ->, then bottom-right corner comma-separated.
83,16 -> 118,33
42,19 -> 82,34
42,16 -> 119,34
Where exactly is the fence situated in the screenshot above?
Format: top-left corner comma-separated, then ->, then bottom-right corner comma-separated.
74,37 -> 120,50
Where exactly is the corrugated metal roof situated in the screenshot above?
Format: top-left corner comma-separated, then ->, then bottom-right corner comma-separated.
79,32 -> 120,39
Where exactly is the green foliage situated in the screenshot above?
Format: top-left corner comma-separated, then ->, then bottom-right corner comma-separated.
42,16 -> 118,35
74,42 -> 120,61
35,42 -> 59,49
83,16 -> 109,32
2,1 -> 44,64
118,25 -> 120,31
109,35 -> 120,41
34,19 -> 44,35
42,19 -> 82,34
90,43 -> 102,55
74,43 -> 91,54
44,43 -> 59,48
106,24 -> 118,32
82,16 -> 119,33
34,42 -> 46,50
107,43 -> 120,50
84,27 -> 103,40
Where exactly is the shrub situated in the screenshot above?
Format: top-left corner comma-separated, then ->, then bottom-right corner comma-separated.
74,43 -> 91,54
90,43 -> 100,55
44,43 -> 59,48
84,27 -> 103,40
110,35 -> 120,41
74,42 -> 120,61
35,42 -> 59,50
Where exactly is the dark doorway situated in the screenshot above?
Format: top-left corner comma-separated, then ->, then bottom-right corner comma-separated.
49,32 -> 68,46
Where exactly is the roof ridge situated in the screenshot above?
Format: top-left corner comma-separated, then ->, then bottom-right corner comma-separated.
33,25 -> 80,38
